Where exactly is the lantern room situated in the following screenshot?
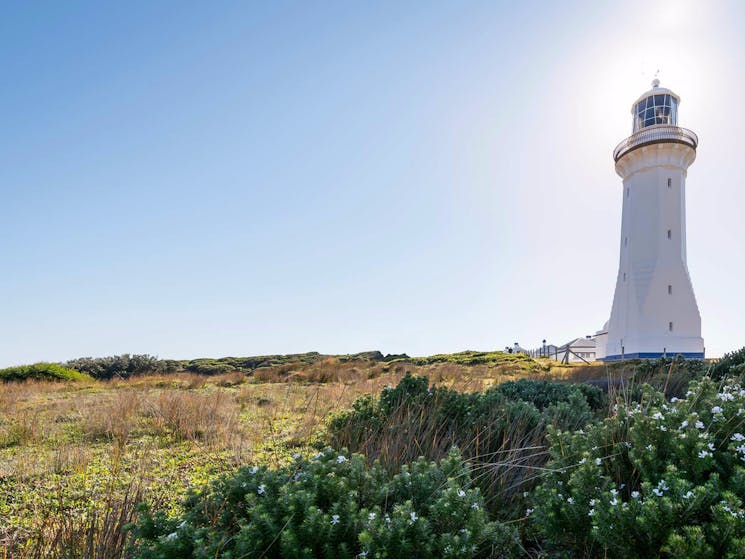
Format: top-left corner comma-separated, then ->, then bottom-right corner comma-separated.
631,78 -> 680,132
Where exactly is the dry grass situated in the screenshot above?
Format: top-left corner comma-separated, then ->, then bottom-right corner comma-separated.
81,390 -> 142,447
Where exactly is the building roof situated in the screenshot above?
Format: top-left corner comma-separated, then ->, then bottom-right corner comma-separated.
558,337 -> 597,351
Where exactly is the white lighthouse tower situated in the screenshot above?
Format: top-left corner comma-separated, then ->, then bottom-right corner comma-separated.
596,80 -> 704,361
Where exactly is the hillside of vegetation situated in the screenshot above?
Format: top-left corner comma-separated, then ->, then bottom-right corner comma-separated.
1,348 -> 743,558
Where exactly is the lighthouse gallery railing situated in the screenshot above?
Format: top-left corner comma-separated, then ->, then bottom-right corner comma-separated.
613,125 -> 698,162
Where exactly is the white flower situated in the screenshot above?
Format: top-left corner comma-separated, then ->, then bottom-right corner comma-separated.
695,420 -> 705,429
653,480 -> 669,496
732,433 -> 745,442
165,532 -> 177,541
471,503 -> 480,510
358,552 -> 368,558
369,512 -> 376,520
659,425 -> 667,431
526,508 -> 534,516
457,489 -> 466,498
610,498 -> 618,506
683,491 -> 694,499
698,450 -> 712,458
680,420 -> 689,429
719,392 -> 735,401
631,491 -> 640,499
646,444 -> 654,451
579,457 -> 587,465
588,508 -> 595,516
293,453 -> 301,460
708,442 -> 715,451
250,466 -> 259,474
595,458 -> 602,466
410,511 -> 418,523
671,397 -> 680,403
589,499 -> 597,506
257,484 -> 266,495
712,406 -> 724,414
313,452 -> 323,460
610,489 -> 618,496
567,497 -> 574,504
336,455 -> 348,463
652,412 -> 664,420
331,515 -> 340,525
736,444 -> 745,454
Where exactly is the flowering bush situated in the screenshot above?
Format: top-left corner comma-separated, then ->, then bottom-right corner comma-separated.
327,374 -> 604,515
132,448 -> 520,558
530,377 -> 745,558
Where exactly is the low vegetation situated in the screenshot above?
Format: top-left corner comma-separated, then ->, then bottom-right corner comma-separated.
0,363 -> 91,382
1,348 -> 742,558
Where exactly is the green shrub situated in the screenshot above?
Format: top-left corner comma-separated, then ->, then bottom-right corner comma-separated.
494,379 -> 606,412
0,362 -> 91,382
710,347 -> 745,380
64,354 -> 171,379
327,374 -> 605,516
530,377 -> 745,558
132,448 -> 520,559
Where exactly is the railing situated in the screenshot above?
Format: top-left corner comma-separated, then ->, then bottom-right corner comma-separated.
613,125 -> 698,162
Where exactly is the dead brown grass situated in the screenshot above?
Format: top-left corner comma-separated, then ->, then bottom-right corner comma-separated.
81,390 -> 142,447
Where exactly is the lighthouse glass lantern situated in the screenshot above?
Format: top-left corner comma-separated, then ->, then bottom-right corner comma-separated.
632,80 -> 679,131
594,80 -> 704,361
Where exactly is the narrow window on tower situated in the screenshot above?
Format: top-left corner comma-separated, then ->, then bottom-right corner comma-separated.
625,237 -> 628,247
667,229 -> 672,240
667,178 -> 672,188
668,284 -> 672,295
669,321 -> 674,332
623,272 -> 626,282
626,187 -> 629,198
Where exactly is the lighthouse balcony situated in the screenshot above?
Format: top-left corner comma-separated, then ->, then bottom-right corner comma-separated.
613,125 -> 698,162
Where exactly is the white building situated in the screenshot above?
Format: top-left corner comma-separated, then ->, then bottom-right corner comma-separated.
595,80 -> 704,361
557,336 -> 597,363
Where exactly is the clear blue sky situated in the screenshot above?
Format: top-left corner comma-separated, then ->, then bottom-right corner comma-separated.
2,0 -> 744,367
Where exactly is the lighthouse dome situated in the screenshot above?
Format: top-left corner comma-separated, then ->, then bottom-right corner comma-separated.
631,80 -> 680,132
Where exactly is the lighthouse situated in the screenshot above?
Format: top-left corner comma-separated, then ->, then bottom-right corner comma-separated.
595,80 -> 704,361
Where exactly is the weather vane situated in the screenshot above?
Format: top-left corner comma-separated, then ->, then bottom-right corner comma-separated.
652,69 -> 660,88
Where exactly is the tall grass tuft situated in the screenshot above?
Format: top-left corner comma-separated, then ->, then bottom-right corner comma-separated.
3,477 -> 147,559
147,390 -> 238,443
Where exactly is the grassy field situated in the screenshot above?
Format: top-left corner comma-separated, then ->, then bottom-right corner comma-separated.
0,351 -> 605,556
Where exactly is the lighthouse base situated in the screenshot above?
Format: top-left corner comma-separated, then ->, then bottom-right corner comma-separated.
599,351 -> 704,362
